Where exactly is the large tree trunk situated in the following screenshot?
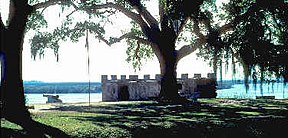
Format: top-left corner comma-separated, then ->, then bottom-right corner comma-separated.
0,1 -> 45,136
1,1 -> 69,137
159,50 -> 178,97
1,0 -> 32,123
1,1 -> 43,136
155,40 -> 188,103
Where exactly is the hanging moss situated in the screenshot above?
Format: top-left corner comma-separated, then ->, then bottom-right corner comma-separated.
200,0 -> 288,92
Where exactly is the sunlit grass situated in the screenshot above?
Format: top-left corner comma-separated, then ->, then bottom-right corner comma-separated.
236,111 -> 261,116
0,119 -> 23,130
1,99 -> 288,137
35,112 -> 131,138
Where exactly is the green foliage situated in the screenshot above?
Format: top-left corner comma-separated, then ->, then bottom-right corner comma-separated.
126,39 -> 154,71
225,0 -> 288,83
196,25 -> 229,82
28,0 -> 40,5
26,0 -> 287,80
30,31 -> 54,60
70,21 -> 105,42
125,21 -> 154,71
26,0 -> 215,72
30,16 -> 105,60
165,0 -> 216,21
166,0 -> 204,20
196,0 -> 288,87
114,0 -> 133,10
26,11 -> 48,32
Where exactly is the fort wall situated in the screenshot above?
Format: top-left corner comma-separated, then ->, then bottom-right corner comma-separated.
102,73 -> 216,102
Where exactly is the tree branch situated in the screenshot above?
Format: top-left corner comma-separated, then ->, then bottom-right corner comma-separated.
125,0 -> 159,30
33,1 -> 152,45
90,2 -> 150,35
91,3 -> 138,21
33,0 -> 62,10
219,23 -> 233,34
96,32 -> 150,46
176,14 -> 233,62
66,9 -> 78,18
175,18 -> 209,62
159,0 -> 165,29
216,3 -> 258,35
176,38 -> 205,62
33,0 -> 78,10
192,18 -> 207,42
69,1 -> 78,9
175,18 -> 189,38
179,18 -> 232,62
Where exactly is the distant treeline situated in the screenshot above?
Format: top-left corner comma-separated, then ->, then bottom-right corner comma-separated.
24,82 -> 102,93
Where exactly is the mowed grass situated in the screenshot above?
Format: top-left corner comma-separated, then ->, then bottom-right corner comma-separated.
1,99 -> 288,138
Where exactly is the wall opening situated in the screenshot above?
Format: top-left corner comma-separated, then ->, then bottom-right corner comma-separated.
118,85 -> 129,101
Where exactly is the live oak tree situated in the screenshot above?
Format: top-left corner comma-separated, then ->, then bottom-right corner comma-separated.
198,0 -> 288,91
1,0 -> 287,135
1,0 -> 32,125
26,0 -> 233,103
14,0 -> 287,102
1,1 -> 218,133
225,0 -> 288,88
1,0 -> 69,137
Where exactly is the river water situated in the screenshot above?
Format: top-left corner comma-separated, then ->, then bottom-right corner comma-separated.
25,93 -> 102,104
25,83 -> 287,104
217,83 -> 287,99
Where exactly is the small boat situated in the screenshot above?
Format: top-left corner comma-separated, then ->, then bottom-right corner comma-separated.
43,94 -> 62,103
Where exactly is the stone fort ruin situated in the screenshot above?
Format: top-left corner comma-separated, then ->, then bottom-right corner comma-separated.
102,73 -> 217,102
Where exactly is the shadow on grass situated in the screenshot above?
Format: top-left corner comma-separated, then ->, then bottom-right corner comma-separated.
1,118 -> 70,138
1,128 -> 29,138
44,99 -> 288,137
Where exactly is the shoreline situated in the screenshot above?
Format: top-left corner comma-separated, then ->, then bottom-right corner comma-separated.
28,98 -> 288,113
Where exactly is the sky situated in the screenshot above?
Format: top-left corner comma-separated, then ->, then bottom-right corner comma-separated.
1,0 -> 238,82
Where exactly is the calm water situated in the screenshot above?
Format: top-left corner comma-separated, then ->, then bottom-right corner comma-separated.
25,93 -> 102,104
217,83 -> 288,99
25,83 -> 287,104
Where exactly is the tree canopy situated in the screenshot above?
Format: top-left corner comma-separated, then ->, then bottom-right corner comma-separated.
27,0 -> 213,69
198,0 -> 288,87
0,0 -> 287,135
9,0 -> 288,89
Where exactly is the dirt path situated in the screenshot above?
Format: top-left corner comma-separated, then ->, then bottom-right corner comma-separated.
28,102 -> 93,113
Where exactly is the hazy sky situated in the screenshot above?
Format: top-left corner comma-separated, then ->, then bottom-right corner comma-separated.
1,0 -> 237,82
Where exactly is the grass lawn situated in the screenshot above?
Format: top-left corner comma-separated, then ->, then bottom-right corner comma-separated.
1,99 -> 288,138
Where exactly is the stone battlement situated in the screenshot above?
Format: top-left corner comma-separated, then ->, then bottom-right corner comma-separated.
102,73 -> 217,102
102,73 -> 216,82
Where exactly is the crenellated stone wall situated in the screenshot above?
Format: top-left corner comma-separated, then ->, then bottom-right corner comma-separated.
102,73 -> 217,102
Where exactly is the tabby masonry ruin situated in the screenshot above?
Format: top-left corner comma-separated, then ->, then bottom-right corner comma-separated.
102,73 -> 217,102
